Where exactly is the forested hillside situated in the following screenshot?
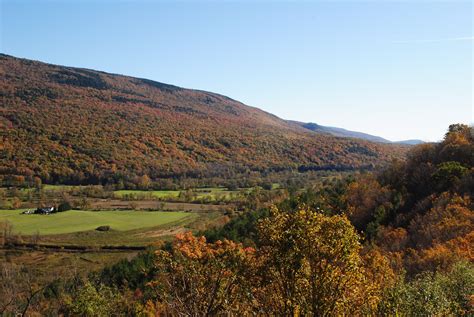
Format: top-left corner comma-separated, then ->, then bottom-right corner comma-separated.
201,124 -> 473,315
0,54 -> 406,186
208,124 -> 473,274
1,125 -> 470,316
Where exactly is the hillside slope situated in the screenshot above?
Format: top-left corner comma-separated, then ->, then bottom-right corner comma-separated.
0,54 -> 406,185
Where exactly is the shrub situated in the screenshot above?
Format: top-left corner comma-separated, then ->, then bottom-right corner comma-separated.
57,202 -> 72,212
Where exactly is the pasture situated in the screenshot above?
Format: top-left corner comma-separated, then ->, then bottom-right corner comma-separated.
113,187 -> 240,200
114,189 -> 181,199
0,209 -> 191,235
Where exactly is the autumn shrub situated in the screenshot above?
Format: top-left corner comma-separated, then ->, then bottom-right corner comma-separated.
378,261 -> 474,316
62,281 -> 130,316
146,232 -> 258,315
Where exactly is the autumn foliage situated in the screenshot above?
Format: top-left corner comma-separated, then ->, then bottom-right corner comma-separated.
0,54 -> 405,186
144,206 -> 394,315
147,232 -> 257,315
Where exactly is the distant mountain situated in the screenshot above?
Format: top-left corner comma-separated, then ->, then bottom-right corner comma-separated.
0,54 -> 407,185
394,139 -> 425,145
293,122 -> 424,145
293,122 -> 390,143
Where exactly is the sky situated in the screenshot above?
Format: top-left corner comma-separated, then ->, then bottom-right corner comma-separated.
1,0 -> 472,142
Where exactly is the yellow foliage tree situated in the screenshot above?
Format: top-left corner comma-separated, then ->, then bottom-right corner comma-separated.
257,205 -> 389,316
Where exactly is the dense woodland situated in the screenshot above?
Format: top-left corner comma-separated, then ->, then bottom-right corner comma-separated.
0,54 -> 406,187
208,124 -> 473,276
1,124 -> 472,315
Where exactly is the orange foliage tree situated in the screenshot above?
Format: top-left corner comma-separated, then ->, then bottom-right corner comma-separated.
146,232 -> 258,315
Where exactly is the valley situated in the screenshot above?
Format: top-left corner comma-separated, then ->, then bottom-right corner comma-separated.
0,54 -> 471,316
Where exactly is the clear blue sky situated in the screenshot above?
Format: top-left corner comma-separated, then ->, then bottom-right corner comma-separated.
1,0 -> 472,141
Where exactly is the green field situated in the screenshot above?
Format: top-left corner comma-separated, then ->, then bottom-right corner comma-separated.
0,210 -> 190,235
18,184 -> 87,194
42,184 -> 82,191
15,186 -> 244,201
113,187 -> 239,200
114,189 -> 181,199
193,187 -> 238,199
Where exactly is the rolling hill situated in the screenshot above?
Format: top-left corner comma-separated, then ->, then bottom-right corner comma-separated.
292,121 -> 425,145
0,54 -> 407,185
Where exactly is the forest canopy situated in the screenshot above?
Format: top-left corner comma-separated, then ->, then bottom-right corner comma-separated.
0,54 -> 406,187
2,124 -> 470,316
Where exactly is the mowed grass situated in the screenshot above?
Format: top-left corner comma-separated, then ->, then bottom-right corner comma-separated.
114,189 -> 181,199
42,184 -> 81,191
0,210 -> 190,235
114,187 -> 240,200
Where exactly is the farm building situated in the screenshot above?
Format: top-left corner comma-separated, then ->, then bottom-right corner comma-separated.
34,207 -> 55,214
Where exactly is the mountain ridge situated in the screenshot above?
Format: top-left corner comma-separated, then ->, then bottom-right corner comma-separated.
0,54 -> 407,185
291,121 -> 425,145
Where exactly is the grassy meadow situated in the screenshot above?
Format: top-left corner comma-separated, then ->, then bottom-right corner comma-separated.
113,189 -> 181,199
0,209 -> 191,235
113,187 -> 240,200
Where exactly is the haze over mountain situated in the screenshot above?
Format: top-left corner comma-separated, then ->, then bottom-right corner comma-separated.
292,122 -> 425,145
0,54 -> 407,185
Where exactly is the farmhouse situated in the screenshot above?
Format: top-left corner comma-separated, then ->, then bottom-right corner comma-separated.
34,207 -> 55,215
